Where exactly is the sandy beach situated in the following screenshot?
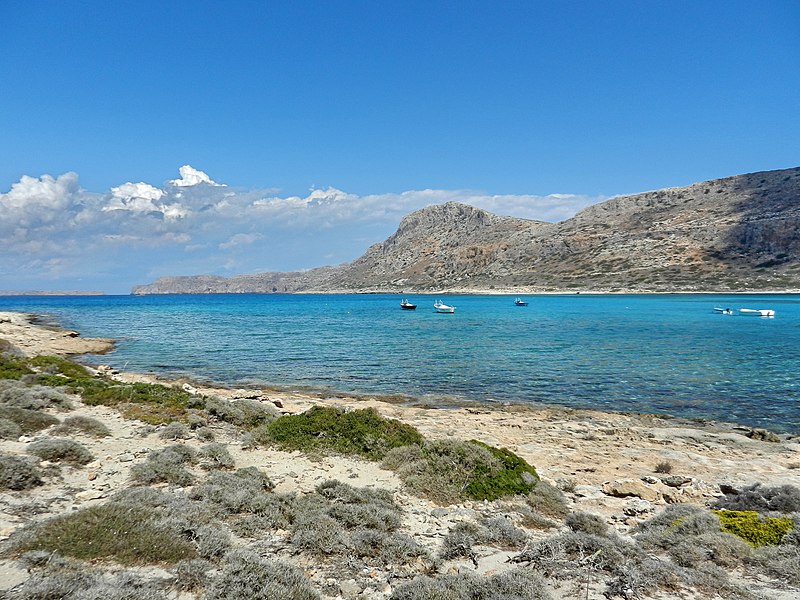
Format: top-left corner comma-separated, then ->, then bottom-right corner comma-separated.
1,310 -> 798,599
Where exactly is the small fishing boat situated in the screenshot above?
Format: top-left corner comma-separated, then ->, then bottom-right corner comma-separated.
713,307 -> 734,315
514,298 -> 528,306
400,299 -> 417,310
738,308 -> 775,317
434,300 -> 456,314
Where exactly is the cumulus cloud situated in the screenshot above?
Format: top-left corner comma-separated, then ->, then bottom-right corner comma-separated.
0,165 -> 605,292
169,165 -> 224,187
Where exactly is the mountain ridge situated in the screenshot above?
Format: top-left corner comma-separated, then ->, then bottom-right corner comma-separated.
132,166 -> 800,294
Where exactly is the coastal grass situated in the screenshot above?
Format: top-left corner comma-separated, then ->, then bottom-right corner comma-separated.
11,503 -> 197,565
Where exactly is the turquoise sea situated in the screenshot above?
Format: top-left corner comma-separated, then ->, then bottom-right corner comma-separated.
1,293 -> 799,433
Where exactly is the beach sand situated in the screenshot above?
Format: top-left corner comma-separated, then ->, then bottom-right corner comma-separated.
1,310 -> 798,599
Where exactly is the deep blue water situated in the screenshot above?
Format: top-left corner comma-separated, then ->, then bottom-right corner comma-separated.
1,293 -> 799,433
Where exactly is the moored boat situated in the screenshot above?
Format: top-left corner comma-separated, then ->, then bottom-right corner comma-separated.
400,299 -> 417,310
738,308 -> 775,317
514,297 -> 528,306
433,300 -> 455,314
713,307 -> 734,315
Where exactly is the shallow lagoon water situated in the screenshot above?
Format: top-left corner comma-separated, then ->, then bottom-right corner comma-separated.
2,293 -> 798,433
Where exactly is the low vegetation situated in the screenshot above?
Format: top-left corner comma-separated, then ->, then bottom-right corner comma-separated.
11,504 -> 197,565
0,452 -> 43,490
382,438 -> 538,503
262,405 -> 423,459
26,437 -> 94,466
1,348 -> 798,599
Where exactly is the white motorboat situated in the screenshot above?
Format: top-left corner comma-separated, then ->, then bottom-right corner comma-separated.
713,307 -> 734,315
514,298 -> 528,306
738,308 -> 775,317
434,300 -> 456,314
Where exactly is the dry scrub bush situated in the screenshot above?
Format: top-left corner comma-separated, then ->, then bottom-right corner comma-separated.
189,467 -> 292,537
0,406 -> 59,433
565,511 -> 609,536
289,480 -> 421,566
350,529 -> 427,565
27,437 -> 94,466
6,561 -> 171,600
158,421 -> 190,440
714,482 -> 800,513
0,379 -> 73,410
654,460 -> 673,474
525,479 -> 569,519
52,415 -> 111,437
172,558 -> 213,592
439,522 -> 481,563
206,549 -> 320,600
205,396 -> 278,429
130,445 -> 197,486
390,568 -> 552,600
0,417 -> 22,439
0,452 -> 43,490
480,515 -> 529,549
198,442 -> 235,470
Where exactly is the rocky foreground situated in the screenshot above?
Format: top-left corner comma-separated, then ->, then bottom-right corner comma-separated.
0,312 -> 799,599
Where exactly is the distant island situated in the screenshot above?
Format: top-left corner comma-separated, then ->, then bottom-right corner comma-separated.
133,166 -> 800,295
0,290 -> 105,296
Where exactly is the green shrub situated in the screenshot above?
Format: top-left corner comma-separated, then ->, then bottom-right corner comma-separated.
713,509 -> 794,546
206,550 -> 320,600
0,452 -> 43,490
265,405 -> 423,459
0,353 -> 32,379
52,415 -> 111,437
28,355 -> 90,379
12,503 -> 197,564
0,406 -> 59,433
27,437 -> 94,466
384,439 -> 538,503
38,375 -> 203,424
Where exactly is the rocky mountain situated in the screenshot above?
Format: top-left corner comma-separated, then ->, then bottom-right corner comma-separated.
132,166 -> 800,294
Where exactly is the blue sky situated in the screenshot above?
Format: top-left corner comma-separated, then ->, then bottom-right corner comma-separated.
1,1 -> 798,293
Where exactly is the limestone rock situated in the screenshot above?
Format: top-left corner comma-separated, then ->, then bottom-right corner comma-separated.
602,480 -> 659,502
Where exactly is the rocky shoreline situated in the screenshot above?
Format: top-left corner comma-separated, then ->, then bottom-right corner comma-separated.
1,311 -> 798,599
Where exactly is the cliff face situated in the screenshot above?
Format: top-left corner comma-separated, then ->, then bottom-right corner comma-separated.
132,166 -> 800,294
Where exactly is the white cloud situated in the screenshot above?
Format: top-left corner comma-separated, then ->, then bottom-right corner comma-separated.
169,165 -> 224,187
219,232 -> 261,250
0,164 -> 606,292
